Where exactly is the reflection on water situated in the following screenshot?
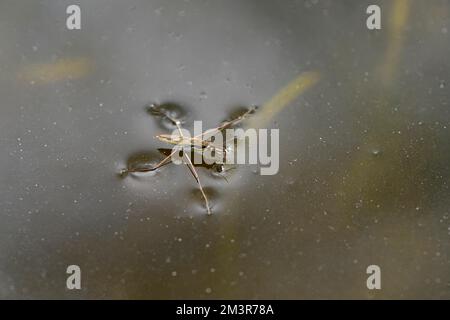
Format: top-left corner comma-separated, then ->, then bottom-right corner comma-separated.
146,102 -> 188,131
0,0 -> 449,299
121,151 -> 162,177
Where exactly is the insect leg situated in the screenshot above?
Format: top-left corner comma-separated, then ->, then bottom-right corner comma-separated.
183,152 -> 212,215
125,148 -> 178,173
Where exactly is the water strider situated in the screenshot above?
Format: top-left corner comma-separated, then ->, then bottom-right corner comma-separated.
121,104 -> 257,215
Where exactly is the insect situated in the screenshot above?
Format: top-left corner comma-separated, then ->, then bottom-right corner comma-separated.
122,104 -> 257,215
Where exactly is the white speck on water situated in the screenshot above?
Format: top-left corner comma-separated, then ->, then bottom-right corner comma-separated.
286,177 -> 296,185
171,271 -> 177,277
205,287 -> 212,294
371,149 -> 381,156
199,92 -> 207,100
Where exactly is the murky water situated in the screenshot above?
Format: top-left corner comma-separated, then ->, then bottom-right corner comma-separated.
0,0 -> 449,299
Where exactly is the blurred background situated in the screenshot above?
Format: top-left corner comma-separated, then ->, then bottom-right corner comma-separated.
0,0 -> 449,299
